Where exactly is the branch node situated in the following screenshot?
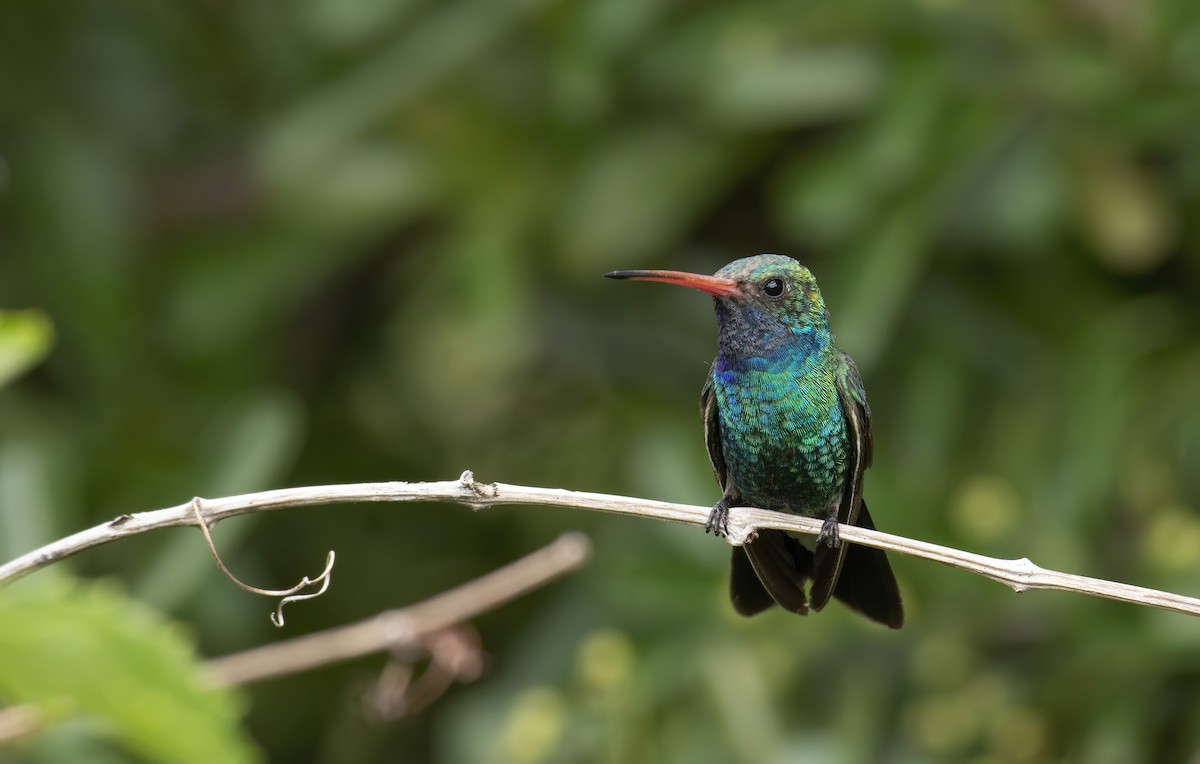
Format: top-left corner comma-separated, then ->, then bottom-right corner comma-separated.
108,514 -> 134,528
459,470 -> 499,501
1004,557 -> 1040,592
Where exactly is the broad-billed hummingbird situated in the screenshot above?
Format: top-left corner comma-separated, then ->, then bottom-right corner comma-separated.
606,254 -> 903,628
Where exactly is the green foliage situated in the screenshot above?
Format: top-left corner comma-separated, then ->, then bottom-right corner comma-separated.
2,0 -> 1200,761
0,311 -> 53,389
0,580 -> 256,763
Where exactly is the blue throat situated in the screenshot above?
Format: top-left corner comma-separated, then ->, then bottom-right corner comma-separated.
714,324 -> 831,376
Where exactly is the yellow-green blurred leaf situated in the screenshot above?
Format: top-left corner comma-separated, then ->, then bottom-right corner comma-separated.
1075,152 -> 1178,273
0,310 -> 54,388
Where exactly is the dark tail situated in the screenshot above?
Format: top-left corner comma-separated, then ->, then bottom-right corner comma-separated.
729,503 -> 903,629
730,530 -> 813,617
826,502 -> 904,629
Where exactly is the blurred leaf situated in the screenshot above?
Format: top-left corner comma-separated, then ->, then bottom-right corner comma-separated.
703,46 -> 881,129
834,198 -> 933,369
939,120 -> 1066,253
1073,149 -> 1179,273
949,474 -> 1023,543
291,143 -> 437,224
0,579 -> 256,763
163,225 -> 353,360
496,687 -> 566,764
299,0 -> 425,48
701,644 -> 779,763
257,0 -> 545,194
558,126 -> 744,267
773,56 -> 945,246
1142,505 -> 1200,571
0,441 -> 58,563
0,309 -> 53,388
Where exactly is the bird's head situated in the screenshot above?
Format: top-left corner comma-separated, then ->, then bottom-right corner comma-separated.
606,254 -> 831,360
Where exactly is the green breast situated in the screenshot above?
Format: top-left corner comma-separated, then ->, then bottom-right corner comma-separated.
712,360 -> 848,515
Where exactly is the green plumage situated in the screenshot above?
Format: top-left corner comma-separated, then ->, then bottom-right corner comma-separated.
709,353 -> 848,512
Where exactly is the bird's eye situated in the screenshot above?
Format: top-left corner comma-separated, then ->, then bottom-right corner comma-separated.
762,278 -> 785,298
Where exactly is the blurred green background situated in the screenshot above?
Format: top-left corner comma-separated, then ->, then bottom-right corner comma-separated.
3,0 -> 1200,762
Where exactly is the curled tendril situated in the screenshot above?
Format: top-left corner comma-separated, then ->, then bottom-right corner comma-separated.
269,552 -> 336,627
190,497 -> 335,627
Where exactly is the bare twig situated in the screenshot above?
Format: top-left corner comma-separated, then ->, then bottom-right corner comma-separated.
2,470 -> 1199,617
206,530 -> 590,687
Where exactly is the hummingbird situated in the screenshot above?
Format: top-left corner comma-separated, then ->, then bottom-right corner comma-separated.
606,254 -> 903,628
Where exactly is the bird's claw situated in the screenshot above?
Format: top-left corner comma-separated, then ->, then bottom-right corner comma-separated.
705,499 -> 731,538
817,515 -> 841,548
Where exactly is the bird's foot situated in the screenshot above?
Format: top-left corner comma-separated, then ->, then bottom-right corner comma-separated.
705,498 -> 731,538
817,514 -> 841,548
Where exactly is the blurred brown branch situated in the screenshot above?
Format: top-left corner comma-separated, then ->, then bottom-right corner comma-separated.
206,531 -> 590,687
1,470 -> 1198,618
0,705 -> 41,747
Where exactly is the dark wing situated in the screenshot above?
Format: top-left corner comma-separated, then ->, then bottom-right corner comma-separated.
809,351 -> 872,611
703,372 -> 811,616
699,374 -> 728,493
